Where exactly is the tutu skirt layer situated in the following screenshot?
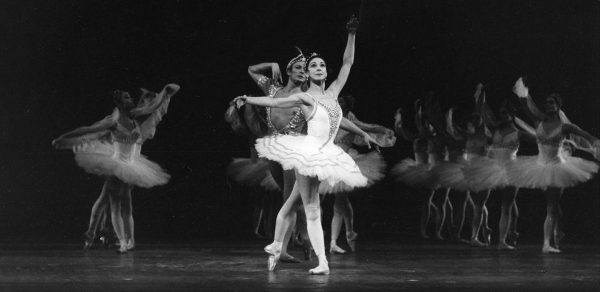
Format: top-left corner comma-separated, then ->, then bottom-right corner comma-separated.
255,135 -> 368,188
319,150 -> 386,194
430,161 -> 469,191
74,142 -> 170,188
226,158 -> 280,191
509,155 -> 598,189
462,156 -> 509,192
391,158 -> 431,188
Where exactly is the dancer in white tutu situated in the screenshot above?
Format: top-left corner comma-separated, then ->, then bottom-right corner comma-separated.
392,102 -> 436,239
447,84 -> 495,247
480,98 -> 536,250
323,94 -> 393,254
53,84 -> 179,253
513,77 -> 600,253
233,16 -> 377,275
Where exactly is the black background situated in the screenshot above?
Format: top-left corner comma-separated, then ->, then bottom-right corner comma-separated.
1,0 -> 598,244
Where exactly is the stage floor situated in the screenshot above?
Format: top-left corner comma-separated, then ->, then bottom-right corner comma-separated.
0,241 -> 598,291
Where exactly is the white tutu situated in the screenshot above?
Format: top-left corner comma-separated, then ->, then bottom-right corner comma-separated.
462,155 -> 508,193
430,160 -> 470,192
255,134 -> 368,188
391,158 -> 431,189
509,145 -> 598,189
319,149 -> 386,194
74,141 -> 170,188
226,158 -> 280,191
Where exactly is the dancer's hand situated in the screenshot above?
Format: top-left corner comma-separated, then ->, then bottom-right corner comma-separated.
271,63 -> 283,85
232,95 -> 248,109
346,15 -> 359,34
394,108 -> 403,124
513,77 -> 529,98
362,133 -> 380,150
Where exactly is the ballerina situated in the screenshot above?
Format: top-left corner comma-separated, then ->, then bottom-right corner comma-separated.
479,97 -> 536,250
53,84 -> 179,253
234,16 -> 376,275
512,77 -> 599,253
392,101 -> 437,239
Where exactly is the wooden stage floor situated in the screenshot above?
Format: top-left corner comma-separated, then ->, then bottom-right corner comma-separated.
0,241 -> 598,291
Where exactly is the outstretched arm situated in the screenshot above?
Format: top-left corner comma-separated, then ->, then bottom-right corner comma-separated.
52,109 -> 118,149
340,117 -> 379,149
328,16 -> 358,95
348,112 -> 393,135
446,107 -> 467,140
234,93 -> 309,109
563,123 -> 600,147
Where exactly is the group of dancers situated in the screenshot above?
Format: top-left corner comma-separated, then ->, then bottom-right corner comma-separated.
51,16 -> 599,276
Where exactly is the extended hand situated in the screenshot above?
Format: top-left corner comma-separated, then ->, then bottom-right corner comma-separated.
346,15 -> 359,33
513,77 -> 529,98
232,95 -> 248,109
271,63 -> 283,85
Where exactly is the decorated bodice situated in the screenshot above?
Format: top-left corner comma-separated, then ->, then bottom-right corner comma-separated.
259,78 -> 307,135
489,129 -> 519,161
111,121 -> 143,162
305,92 -> 342,148
536,123 -> 566,163
334,112 -> 357,150
536,123 -> 564,147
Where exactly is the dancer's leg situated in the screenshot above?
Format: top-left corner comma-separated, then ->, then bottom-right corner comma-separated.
450,190 -> 469,242
121,184 -> 134,250
343,194 -> 357,252
84,180 -> 111,249
296,172 -> 328,275
330,194 -> 348,254
280,170 -> 300,262
107,178 -> 127,252
498,187 -> 517,250
470,190 -> 490,247
420,189 -> 436,239
543,187 -> 562,253
432,188 -> 448,240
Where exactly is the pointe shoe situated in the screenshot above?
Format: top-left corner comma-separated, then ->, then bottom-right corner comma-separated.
346,232 -> 358,252
542,245 -> 561,254
508,231 -> 520,246
116,245 -> 128,254
308,262 -> 330,275
126,239 -> 135,251
329,244 -> 347,254
470,238 -> 487,248
553,231 -> 565,249
279,253 -> 301,263
83,233 -> 94,250
482,227 -> 492,245
497,242 -> 516,251
264,244 -> 281,271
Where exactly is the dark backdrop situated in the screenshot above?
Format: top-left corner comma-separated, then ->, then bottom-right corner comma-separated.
1,0 -> 599,244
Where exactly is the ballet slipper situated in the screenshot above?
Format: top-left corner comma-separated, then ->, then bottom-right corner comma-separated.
308,260 -> 330,275
346,232 -> 358,252
497,242 -> 516,251
542,245 -> 561,254
264,244 -> 281,271
470,238 -> 487,248
279,253 -> 301,263
553,231 -> 565,249
126,239 -> 135,251
83,232 -> 94,250
329,243 -> 347,254
117,245 -> 128,254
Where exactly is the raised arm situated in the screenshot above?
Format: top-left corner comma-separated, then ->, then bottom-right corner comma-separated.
248,62 -> 282,95
327,16 -> 358,95
52,109 -> 118,149
131,84 -> 180,117
445,107 -> 467,140
513,77 -> 545,122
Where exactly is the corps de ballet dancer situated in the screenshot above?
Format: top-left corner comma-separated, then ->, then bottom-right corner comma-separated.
512,77 -> 599,253
392,101 -> 437,239
233,16 -> 379,275
53,84 -> 180,253
321,94 -> 394,254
